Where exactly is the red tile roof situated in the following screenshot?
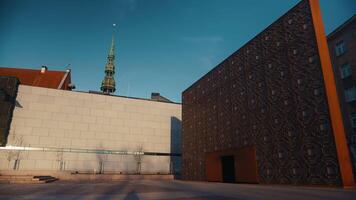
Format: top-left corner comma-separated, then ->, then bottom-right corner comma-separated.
0,67 -> 72,90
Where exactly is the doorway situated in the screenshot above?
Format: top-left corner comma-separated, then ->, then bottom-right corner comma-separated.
206,147 -> 258,183
221,155 -> 235,183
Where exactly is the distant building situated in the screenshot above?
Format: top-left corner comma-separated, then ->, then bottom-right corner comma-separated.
328,15 -> 356,179
0,66 -> 74,90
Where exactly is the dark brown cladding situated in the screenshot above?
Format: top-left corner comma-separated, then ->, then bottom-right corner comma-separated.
182,0 -> 343,186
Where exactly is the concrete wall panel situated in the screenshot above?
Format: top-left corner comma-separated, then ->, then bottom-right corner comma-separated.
1,85 -> 181,174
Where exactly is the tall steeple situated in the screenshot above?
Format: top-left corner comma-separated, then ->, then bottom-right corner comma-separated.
101,25 -> 117,94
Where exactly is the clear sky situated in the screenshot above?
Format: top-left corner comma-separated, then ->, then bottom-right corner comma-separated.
0,0 -> 355,102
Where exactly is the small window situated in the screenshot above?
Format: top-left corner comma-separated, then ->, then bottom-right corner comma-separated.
340,63 -> 352,79
351,113 -> 356,128
345,87 -> 356,102
335,41 -> 346,56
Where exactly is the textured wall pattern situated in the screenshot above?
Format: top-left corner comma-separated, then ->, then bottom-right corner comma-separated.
182,0 -> 342,186
0,77 -> 19,146
0,85 -> 181,173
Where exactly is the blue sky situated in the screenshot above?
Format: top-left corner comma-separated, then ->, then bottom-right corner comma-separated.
0,0 -> 355,102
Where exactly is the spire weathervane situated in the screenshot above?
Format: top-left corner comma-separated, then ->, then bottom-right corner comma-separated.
100,24 -> 117,94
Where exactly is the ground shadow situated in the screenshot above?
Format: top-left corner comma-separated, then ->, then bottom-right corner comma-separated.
123,191 -> 140,200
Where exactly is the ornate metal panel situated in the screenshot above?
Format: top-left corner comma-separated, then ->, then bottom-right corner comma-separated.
182,0 -> 342,186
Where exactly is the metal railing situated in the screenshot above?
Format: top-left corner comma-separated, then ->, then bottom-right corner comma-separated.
0,145 -> 181,157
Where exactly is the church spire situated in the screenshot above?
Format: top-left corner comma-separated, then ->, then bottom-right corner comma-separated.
100,24 -> 117,94
109,35 -> 115,57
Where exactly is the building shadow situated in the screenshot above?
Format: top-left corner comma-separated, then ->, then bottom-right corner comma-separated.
123,191 -> 140,200
170,116 -> 182,179
96,142 -> 107,174
0,76 -> 20,147
15,100 -> 23,108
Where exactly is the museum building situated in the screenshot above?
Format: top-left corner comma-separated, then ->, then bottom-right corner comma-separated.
181,0 -> 355,187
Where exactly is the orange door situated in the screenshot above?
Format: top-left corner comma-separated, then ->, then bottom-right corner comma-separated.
235,147 -> 258,183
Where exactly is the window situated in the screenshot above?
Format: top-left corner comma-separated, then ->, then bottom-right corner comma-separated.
335,41 -> 346,56
351,113 -> 356,128
340,63 -> 352,79
345,87 -> 356,102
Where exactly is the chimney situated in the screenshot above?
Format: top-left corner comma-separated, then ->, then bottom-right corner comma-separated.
68,83 -> 76,90
40,66 -> 48,74
151,92 -> 160,100
151,92 -> 172,103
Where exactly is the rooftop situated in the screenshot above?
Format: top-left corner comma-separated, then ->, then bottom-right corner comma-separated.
0,66 -> 72,90
328,14 -> 356,40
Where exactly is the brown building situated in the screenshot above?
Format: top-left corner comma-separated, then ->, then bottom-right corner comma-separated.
182,0 -> 354,187
328,15 -> 356,178
0,66 -> 74,90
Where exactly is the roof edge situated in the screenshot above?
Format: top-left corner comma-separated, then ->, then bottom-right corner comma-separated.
0,66 -> 68,74
327,14 -> 356,40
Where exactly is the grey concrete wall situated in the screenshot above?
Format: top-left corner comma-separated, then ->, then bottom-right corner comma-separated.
0,85 -> 181,174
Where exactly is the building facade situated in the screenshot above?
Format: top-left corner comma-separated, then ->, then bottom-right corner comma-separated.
328,15 -> 356,179
182,0 -> 354,187
0,84 -> 181,174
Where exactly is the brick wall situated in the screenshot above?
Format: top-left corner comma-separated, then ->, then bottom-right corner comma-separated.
328,16 -> 356,180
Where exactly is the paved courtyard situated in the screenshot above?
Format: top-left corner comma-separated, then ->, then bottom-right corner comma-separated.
0,180 -> 355,200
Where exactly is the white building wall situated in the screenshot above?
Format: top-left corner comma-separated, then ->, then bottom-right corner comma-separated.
0,85 -> 181,173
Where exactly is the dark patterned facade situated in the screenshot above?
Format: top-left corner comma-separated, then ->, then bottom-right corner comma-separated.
0,76 -> 19,146
182,0 -> 342,186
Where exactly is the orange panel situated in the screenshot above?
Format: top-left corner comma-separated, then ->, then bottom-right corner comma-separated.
235,147 -> 258,183
309,0 -> 355,188
206,152 -> 222,182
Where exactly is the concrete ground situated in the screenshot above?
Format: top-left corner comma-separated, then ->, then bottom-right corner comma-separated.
0,180 -> 355,200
